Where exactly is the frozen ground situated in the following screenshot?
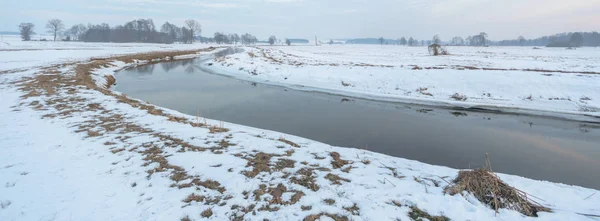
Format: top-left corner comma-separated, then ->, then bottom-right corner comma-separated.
1,38 -> 599,221
208,45 -> 600,121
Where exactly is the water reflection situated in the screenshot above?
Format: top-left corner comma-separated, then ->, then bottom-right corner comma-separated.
114,56 -> 600,189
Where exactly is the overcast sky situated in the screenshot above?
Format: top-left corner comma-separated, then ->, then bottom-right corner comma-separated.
1,0 -> 599,40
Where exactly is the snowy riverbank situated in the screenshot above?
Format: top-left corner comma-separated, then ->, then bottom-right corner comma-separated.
207,45 -> 600,121
1,40 -> 599,220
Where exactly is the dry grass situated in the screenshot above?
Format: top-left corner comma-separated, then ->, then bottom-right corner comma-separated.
301,205 -> 312,211
180,215 -> 192,221
343,203 -> 360,216
243,152 -> 274,178
416,87 -> 433,96
274,158 -> 296,170
330,152 -> 350,169
408,206 -> 450,221
444,156 -> 551,217
325,173 -> 351,185
104,75 -> 116,89
450,93 -> 468,101
201,208 -> 213,218
183,193 -> 205,203
303,213 -> 348,221
290,168 -> 320,191
323,198 -> 335,205
278,137 -> 300,147
209,124 -> 229,133
428,44 -> 450,56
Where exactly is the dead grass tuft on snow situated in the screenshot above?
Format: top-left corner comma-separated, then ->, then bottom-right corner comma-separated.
444,156 -> 551,217
330,152 -> 350,169
324,173 -> 351,185
303,213 -> 348,221
290,168 -> 320,191
201,208 -> 213,218
408,205 -> 450,221
278,137 -> 300,147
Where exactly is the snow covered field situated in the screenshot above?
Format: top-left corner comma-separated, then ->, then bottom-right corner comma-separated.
208,45 -> 600,121
1,38 -> 599,221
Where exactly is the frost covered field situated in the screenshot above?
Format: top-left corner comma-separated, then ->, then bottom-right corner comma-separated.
209,45 -> 600,120
1,36 -> 600,221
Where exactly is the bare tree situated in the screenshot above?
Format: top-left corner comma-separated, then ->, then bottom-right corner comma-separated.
184,19 -> 201,43
46,19 -> 65,41
400,37 -> 407,45
408,37 -> 415,46
517,36 -> 526,46
68,24 -> 87,41
570,32 -> 584,47
161,22 -> 180,42
232,34 -> 240,45
19,23 -> 35,41
378,37 -> 384,45
451,36 -> 464,45
268,35 -> 277,45
479,32 -> 488,46
432,34 -> 441,45
285,38 -> 291,46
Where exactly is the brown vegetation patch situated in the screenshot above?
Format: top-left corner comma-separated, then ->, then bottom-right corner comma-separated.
330,152 -> 350,169
243,152 -> 274,178
104,75 -> 116,89
275,158 -> 296,170
290,168 -> 320,191
303,213 -> 348,221
184,178 -> 226,193
278,137 -> 300,147
301,205 -> 312,211
325,173 -> 351,185
343,203 -> 360,215
444,169 -> 551,217
201,208 -> 213,218
408,206 -> 450,221
183,193 -> 205,203
323,198 -> 335,205
110,148 -> 126,154
209,125 -> 229,133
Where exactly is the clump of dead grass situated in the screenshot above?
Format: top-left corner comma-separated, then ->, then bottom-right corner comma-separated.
450,93 -> 467,101
408,206 -> 450,221
444,155 -> 551,217
325,173 -> 350,185
104,75 -> 116,89
290,168 -> 320,191
209,122 -> 229,133
183,193 -> 205,203
201,208 -> 213,218
330,152 -> 350,169
243,152 -> 274,178
278,137 -> 300,147
303,213 -> 348,221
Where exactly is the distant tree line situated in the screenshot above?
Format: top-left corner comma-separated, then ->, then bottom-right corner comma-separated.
80,19 -> 201,44
496,32 -> 600,47
17,18 -> 266,45
209,33 -> 257,45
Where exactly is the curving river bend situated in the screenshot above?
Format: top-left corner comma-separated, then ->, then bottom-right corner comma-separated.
114,49 -> 600,190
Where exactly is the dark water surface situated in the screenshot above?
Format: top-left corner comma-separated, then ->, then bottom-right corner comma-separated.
114,54 -> 600,190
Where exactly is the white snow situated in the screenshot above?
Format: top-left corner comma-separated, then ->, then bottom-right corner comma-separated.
1,39 -> 599,221
207,45 -> 600,120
